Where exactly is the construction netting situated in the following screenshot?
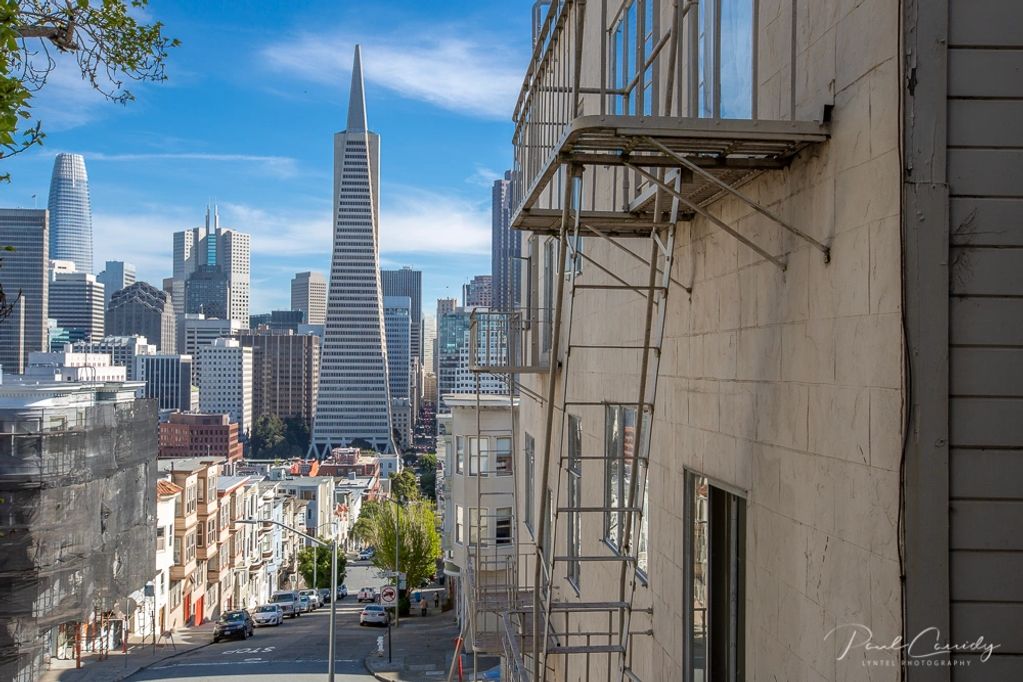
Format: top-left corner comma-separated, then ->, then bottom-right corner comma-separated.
0,397 -> 158,681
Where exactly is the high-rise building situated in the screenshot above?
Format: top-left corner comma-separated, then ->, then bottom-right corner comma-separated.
135,353 -> 195,412
0,209 -> 48,374
97,260 -> 136,308
171,206 -> 250,322
198,337 -> 252,439
73,335 -> 156,379
237,329 -> 320,434
184,264 -> 230,319
47,153 -> 93,273
380,267 -> 423,362
491,170 -> 520,311
48,270 -> 104,342
180,315 -> 243,359
463,275 -> 492,307
383,296 -> 411,401
436,307 -> 506,411
433,299 -> 458,376
291,271 -> 327,326
312,45 -> 394,455
107,281 -> 177,352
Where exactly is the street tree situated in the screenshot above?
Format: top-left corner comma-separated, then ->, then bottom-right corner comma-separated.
297,543 -> 347,590
250,414 -> 286,457
389,469 -> 419,504
0,0 -> 179,178
370,500 -> 442,591
350,499 -> 381,546
417,452 -> 438,499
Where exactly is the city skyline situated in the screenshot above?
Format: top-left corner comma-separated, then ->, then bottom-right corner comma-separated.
0,1 -> 529,313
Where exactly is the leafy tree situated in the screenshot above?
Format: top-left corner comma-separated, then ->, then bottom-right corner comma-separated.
370,501 -> 441,592
350,499 -> 381,546
283,416 -> 310,455
417,453 -> 438,499
389,469 -> 419,504
0,0 -> 179,179
250,414 -> 285,457
297,542 -> 346,590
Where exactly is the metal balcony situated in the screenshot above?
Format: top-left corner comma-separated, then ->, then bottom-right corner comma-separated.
512,0 -> 832,267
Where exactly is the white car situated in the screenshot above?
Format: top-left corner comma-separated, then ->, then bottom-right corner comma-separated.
357,587 -> 377,603
337,584 -> 349,600
299,589 -> 321,610
359,604 -> 390,626
297,595 -> 312,613
359,548 -> 375,561
252,604 -> 283,626
269,591 -> 300,618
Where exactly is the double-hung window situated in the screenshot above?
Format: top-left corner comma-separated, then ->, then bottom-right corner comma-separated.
496,507 -> 512,545
469,437 -> 489,475
524,433 -> 536,535
495,437 -> 513,475
455,505 -> 464,544
456,436 -> 465,474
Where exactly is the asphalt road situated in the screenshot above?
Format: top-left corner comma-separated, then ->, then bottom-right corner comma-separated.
127,561 -> 394,681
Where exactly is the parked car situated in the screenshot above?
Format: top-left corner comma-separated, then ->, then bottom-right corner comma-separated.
318,587 -> 332,604
213,610 -> 255,642
297,594 -> 312,613
359,604 -> 390,626
359,547 -> 375,560
299,589 -> 321,609
252,604 -> 283,627
270,591 -> 301,618
337,584 -> 349,600
357,587 -> 377,603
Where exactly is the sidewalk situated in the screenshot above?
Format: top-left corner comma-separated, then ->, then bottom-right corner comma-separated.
40,623 -> 215,682
364,608 -> 462,682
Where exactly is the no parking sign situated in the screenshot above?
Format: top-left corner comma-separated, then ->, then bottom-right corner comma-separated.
380,585 -> 397,607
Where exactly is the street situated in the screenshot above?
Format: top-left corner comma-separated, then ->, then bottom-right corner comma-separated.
127,561 -> 394,681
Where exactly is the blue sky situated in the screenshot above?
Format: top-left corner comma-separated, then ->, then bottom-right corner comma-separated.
2,0 -> 532,315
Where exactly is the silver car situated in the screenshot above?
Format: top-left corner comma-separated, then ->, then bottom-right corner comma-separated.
252,604 -> 283,626
359,604 -> 390,626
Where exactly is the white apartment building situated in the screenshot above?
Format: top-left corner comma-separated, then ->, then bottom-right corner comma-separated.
180,315 -> 244,359
132,479 -> 181,640
198,338 -> 252,439
279,476 -> 338,545
24,349 -> 128,382
439,395 -> 517,653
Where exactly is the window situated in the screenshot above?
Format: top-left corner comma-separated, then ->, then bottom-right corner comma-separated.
524,433 -> 535,535
496,507 -> 512,545
197,482 -> 205,503
157,526 -> 166,552
685,473 -> 745,682
567,415 -> 582,589
456,436 -> 465,474
207,518 -> 217,547
455,505 -> 464,544
604,405 -> 649,552
542,239 -> 558,354
469,437 -> 489,475
173,536 -> 181,564
698,0 -> 754,119
469,507 -> 488,545
495,437 -> 512,475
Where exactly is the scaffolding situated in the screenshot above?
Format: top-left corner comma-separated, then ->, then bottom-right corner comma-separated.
476,1 -> 831,681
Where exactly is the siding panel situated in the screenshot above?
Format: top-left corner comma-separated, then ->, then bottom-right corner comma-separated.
951,349 -> 1023,397
951,551 -> 1023,601
951,198 -> 1023,247
948,49 -> 1023,98
950,449 -> 1023,498
948,100 -> 1023,148
951,603 -> 1023,654
950,298 -> 1023,346
950,398 -> 1023,447
951,247 -> 1023,296
949,0 -> 1023,46
950,500 -> 1023,550
948,149 -> 1023,197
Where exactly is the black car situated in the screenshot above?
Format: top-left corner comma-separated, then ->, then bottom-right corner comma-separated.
213,610 -> 255,643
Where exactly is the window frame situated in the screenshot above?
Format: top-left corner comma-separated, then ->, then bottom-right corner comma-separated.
455,504 -> 464,544
567,414 -> 583,590
524,432 -> 536,536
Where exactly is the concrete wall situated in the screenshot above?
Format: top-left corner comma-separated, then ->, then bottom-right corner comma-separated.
517,0 -> 902,679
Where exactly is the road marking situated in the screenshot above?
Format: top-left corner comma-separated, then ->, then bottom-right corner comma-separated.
154,658 -> 358,669
221,646 -> 275,655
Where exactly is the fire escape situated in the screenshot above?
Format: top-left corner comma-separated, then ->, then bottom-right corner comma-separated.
471,1 -> 831,680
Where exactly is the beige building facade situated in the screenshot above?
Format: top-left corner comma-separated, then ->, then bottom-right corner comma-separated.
476,0 -> 1023,680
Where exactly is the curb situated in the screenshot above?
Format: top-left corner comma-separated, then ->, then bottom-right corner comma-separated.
362,655 -> 399,682
114,640 -> 214,681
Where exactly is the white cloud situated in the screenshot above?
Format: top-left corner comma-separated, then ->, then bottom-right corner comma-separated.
465,165 -> 504,188
380,187 -> 491,255
261,30 -> 523,119
86,152 -> 300,179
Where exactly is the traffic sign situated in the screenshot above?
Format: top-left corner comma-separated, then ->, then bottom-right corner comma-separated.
380,585 -> 397,606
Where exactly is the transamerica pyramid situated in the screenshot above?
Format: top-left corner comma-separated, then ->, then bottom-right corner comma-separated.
311,45 -> 395,455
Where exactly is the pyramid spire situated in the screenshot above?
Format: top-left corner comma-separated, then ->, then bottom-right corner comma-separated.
346,44 -> 367,132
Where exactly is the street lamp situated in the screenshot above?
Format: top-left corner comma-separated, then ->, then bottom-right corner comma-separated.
240,518 -> 340,682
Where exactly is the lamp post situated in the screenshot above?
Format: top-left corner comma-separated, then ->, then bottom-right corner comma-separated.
241,519 -> 339,682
